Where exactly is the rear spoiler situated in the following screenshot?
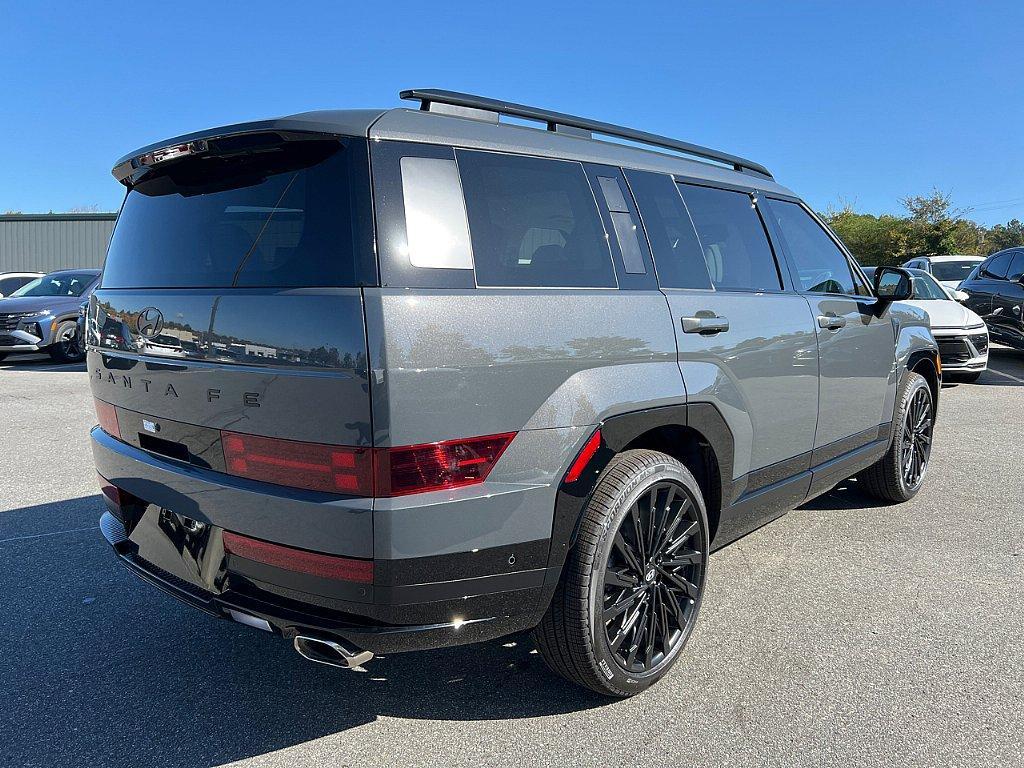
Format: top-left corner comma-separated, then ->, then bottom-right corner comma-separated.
111,110 -> 387,187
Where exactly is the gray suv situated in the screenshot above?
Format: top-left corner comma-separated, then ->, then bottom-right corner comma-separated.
90,89 -> 939,697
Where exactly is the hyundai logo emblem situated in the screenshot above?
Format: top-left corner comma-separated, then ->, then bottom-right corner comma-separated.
136,307 -> 164,338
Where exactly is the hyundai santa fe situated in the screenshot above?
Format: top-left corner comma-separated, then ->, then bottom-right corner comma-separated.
90,89 -> 939,696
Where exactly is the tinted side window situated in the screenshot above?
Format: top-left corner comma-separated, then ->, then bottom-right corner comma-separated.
765,199 -> 862,295
677,184 -> 781,292
456,150 -> 616,288
983,251 -> 1012,279
625,170 -> 711,289
1007,252 -> 1024,282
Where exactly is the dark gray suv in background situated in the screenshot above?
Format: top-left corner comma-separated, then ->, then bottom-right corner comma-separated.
90,89 -> 939,696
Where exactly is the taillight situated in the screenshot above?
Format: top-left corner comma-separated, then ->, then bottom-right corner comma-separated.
374,432 -> 516,497
222,530 -> 373,584
218,430 -> 516,497
221,431 -> 373,496
94,398 -> 121,439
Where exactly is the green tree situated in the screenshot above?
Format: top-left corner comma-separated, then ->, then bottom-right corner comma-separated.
985,219 -> 1024,253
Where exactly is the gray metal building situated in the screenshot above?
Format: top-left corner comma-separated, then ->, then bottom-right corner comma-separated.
0,213 -> 116,273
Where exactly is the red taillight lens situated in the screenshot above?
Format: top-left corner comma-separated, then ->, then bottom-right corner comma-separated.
94,398 -> 121,439
221,431 -> 373,495
564,429 -> 602,483
374,432 -> 516,497
222,530 -> 373,584
218,430 -> 516,497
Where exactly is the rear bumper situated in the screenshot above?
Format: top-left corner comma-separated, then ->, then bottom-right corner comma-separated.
92,428 -> 557,653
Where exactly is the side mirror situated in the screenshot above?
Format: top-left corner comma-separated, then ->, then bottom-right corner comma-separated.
873,266 -> 913,302
954,289 -> 970,302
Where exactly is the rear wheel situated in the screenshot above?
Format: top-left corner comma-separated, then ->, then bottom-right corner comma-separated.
858,372 -> 934,502
48,321 -> 85,363
533,449 -> 709,697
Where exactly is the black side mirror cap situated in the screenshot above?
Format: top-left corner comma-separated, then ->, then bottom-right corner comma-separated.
873,266 -> 914,302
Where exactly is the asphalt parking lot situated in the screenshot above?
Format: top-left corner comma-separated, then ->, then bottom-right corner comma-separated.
2,349 -> 1022,768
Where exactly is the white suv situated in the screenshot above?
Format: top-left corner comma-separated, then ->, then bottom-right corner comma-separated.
902,255 -> 985,290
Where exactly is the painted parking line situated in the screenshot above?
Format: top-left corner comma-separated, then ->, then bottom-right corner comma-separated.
986,367 -> 1024,384
0,526 -> 99,545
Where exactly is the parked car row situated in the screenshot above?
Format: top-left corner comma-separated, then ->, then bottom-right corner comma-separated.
865,267 -> 989,381
0,269 -> 99,363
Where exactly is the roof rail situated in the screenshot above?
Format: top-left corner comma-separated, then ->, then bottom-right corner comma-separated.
399,88 -> 773,179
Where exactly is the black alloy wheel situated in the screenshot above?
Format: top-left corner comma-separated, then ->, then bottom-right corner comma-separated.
900,385 -> 933,490
533,449 -> 709,697
602,480 -> 703,674
49,321 -> 86,363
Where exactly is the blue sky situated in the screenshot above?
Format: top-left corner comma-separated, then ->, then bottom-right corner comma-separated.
2,1 -> 1022,224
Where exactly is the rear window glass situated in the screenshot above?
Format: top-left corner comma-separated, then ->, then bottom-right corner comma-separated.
10,272 -> 97,297
931,260 -> 982,282
102,138 -> 374,289
625,170 -> 711,289
456,150 -> 616,288
678,184 -> 781,292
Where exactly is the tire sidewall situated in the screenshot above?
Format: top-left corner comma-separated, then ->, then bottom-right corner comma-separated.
585,456 -> 709,696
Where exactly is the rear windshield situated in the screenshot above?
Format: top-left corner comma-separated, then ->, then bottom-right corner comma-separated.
930,260 -> 980,281
102,137 -> 374,288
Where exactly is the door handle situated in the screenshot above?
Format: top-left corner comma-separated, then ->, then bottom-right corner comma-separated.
681,315 -> 730,335
817,314 -> 847,330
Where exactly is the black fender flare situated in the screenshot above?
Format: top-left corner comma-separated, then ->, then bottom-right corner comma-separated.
541,402 -> 734,586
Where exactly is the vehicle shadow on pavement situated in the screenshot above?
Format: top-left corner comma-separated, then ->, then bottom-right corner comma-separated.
796,478 -> 892,511
0,352 -> 86,372
2,495 -> 609,768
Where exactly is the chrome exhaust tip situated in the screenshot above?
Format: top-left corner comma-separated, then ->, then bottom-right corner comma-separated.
293,634 -> 374,669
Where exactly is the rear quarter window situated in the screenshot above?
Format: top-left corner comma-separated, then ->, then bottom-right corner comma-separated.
455,150 -> 616,288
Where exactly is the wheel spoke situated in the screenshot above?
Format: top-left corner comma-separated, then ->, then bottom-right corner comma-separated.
660,583 -> 687,631
603,589 -> 640,623
613,531 -> 643,575
629,505 -> 647,566
664,520 -> 698,556
605,567 -> 639,590
661,550 -> 703,570
658,567 -> 699,599
644,589 -> 658,668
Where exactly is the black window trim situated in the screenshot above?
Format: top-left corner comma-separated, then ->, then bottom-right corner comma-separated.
582,162 -> 659,291
760,192 -> 878,301
621,168 -> 716,294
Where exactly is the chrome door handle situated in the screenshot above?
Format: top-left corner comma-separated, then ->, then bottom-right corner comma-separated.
681,315 -> 730,335
817,314 -> 847,330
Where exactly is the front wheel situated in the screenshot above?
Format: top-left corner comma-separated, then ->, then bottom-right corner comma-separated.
47,320 -> 85,363
858,371 -> 934,502
533,449 -> 709,697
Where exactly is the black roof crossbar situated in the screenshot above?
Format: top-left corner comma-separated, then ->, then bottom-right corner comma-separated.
400,88 -> 773,179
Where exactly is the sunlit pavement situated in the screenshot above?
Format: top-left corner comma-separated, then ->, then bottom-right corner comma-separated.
2,347 -> 1022,767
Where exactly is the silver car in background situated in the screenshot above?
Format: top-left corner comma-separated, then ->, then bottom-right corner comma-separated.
0,269 -> 99,363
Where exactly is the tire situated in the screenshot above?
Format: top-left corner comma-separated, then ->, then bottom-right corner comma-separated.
857,372 -> 934,503
47,321 -> 85,363
532,449 -> 709,697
